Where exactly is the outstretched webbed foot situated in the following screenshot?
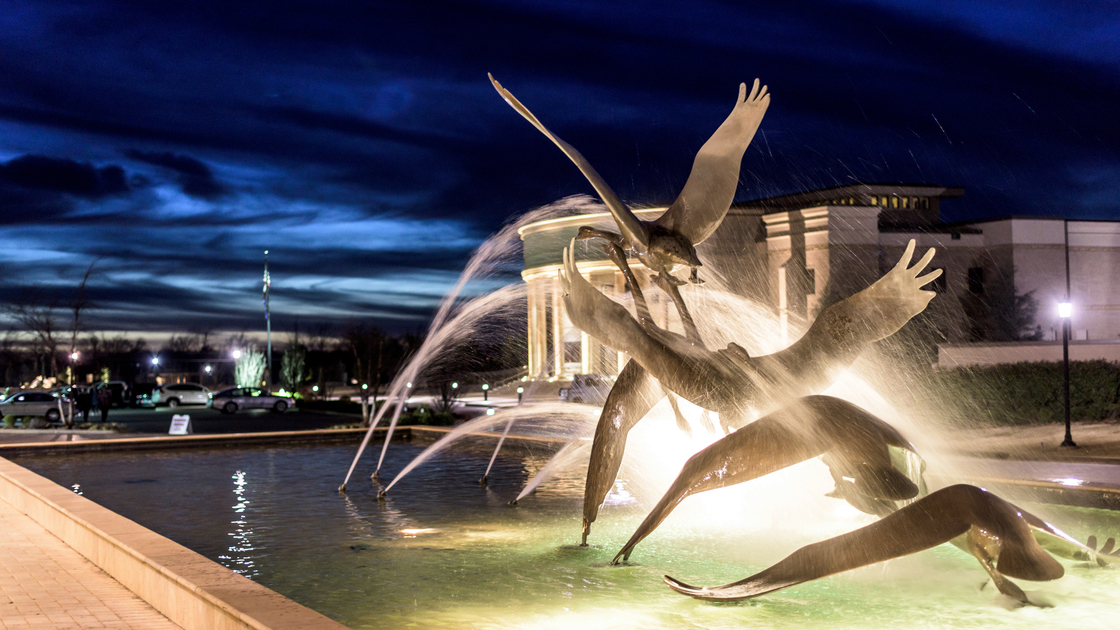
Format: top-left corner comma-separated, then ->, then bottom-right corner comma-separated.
577,226 -> 626,249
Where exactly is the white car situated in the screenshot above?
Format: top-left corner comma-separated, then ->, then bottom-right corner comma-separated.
150,383 -> 212,407
0,392 -> 62,424
208,387 -> 295,414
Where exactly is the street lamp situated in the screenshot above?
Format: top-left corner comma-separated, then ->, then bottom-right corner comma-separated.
482,383 -> 489,401
1059,219 -> 1077,448
70,351 -> 79,361
232,349 -> 242,360
204,365 -> 212,374
151,356 -> 160,366
516,386 -> 524,404
1059,301 -> 1076,448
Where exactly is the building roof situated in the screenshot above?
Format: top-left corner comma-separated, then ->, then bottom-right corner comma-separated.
733,183 -> 964,212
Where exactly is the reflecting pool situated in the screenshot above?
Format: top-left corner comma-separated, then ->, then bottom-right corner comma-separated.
14,441 -> 1120,630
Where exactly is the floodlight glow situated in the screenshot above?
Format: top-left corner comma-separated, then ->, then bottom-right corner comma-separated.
232,349 -> 242,359
151,357 -> 160,366
1058,302 -> 1073,318
1053,477 -> 1084,487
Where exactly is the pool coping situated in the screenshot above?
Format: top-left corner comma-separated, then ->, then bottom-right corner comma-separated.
0,455 -> 349,630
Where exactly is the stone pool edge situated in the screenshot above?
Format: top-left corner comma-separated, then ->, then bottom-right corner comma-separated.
0,456 -> 349,630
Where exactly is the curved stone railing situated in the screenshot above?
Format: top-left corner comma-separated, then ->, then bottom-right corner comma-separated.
0,456 -> 348,630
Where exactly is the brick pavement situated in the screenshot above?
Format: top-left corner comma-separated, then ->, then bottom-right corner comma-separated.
0,498 -> 180,630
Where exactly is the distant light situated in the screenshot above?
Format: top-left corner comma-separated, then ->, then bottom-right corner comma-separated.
486,408 -> 495,416
520,376 -> 527,382
151,357 -> 160,366
312,385 -> 319,392
451,382 -> 458,389
481,384 -> 489,390
1058,302 -> 1073,318
70,352 -> 79,361
232,350 -> 242,359
406,382 -> 413,388
516,386 -> 524,394
361,383 -> 368,390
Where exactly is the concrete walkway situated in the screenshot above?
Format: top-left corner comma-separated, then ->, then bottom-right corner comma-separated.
0,497 -> 180,629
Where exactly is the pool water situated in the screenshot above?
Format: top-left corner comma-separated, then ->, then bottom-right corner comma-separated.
15,440 -> 1120,630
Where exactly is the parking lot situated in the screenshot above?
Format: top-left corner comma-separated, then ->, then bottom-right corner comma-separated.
62,405 -> 353,435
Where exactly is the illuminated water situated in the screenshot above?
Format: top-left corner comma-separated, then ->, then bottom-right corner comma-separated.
15,441 -> 1120,630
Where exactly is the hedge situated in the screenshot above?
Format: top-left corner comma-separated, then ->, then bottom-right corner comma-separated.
930,360 -> 1120,425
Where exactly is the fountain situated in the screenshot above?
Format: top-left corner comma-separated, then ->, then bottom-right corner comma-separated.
351,73 -> 1120,613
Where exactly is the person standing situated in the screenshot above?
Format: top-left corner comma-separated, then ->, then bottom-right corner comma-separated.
96,387 -> 111,423
76,388 -> 93,423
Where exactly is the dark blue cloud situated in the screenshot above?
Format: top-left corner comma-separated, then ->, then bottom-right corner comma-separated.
0,0 -> 1116,334
123,150 -> 226,199
0,155 -> 127,199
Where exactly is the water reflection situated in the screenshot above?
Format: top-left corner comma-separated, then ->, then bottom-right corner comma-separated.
218,470 -> 257,578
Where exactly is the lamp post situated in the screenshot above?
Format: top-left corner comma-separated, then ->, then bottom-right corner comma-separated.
1059,302 -> 1075,447
1060,219 -> 1077,448
516,386 -> 524,404
263,251 -> 272,388
482,383 -> 489,401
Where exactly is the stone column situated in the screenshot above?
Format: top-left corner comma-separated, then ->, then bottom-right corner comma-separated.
552,272 -> 564,378
527,280 -> 538,376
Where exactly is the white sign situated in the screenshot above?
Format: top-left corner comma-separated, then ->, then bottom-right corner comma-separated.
169,414 -> 192,435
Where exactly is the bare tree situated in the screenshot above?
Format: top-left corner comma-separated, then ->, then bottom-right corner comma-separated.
61,262 -> 97,426
6,298 -> 60,380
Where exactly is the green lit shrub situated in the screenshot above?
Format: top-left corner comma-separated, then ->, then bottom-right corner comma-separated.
932,360 -> 1120,425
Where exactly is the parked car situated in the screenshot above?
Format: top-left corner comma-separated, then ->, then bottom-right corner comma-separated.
0,391 -> 62,424
208,387 -> 295,414
558,374 -> 613,404
150,382 -> 212,408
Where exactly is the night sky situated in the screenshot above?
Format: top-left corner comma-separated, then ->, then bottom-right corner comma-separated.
1,1 -> 1116,337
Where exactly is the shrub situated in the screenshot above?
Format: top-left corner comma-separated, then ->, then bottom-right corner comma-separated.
931,360 -> 1120,425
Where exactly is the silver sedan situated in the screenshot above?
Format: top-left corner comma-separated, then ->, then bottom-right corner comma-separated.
208,387 -> 295,414
0,391 -> 63,424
